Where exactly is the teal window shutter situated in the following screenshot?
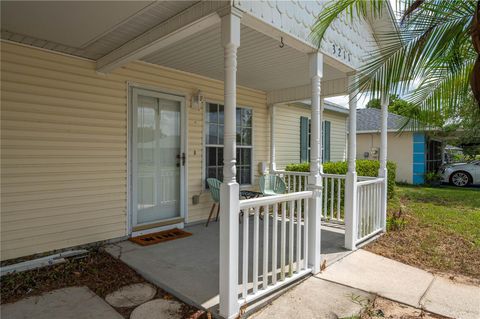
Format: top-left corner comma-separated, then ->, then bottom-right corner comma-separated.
300,116 -> 309,162
323,121 -> 331,162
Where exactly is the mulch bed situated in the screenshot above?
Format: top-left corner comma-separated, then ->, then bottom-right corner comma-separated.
0,248 -> 206,318
365,210 -> 480,285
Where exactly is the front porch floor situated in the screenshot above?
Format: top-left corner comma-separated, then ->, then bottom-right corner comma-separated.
105,221 -> 349,316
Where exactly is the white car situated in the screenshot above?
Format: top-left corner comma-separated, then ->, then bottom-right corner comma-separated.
440,160 -> 480,187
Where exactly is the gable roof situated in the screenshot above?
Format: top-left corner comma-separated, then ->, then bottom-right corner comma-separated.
356,108 -> 413,133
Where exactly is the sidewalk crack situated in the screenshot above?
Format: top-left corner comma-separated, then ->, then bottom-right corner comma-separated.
418,275 -> 436,309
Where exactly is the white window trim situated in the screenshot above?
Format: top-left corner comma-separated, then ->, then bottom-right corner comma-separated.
202,99 -> 254,190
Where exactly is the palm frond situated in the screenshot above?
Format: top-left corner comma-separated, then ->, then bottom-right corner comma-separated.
309,0 -> 386,47
311,0 -> 478,127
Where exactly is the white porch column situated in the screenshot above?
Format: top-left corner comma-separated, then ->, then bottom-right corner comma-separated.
219,8 -> 241,319
379,93 -> 389,231
269,104 -> 276,173
307,52 -> 323,274
344,74 -> 358,250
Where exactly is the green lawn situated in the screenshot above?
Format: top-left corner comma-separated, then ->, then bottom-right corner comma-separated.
366,185 -> 480,283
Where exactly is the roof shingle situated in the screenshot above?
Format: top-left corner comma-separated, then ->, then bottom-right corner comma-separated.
356,108 -> 412,132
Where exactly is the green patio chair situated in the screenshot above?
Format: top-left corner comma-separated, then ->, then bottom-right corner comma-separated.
206,178 -> 221,227
259,174 -> 286,196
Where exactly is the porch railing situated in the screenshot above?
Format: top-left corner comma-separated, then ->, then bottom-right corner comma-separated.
274,170 -> 345,224
238,191 -> 313,305
274,170 -> 309,192
355,177 -> 384,245
321,174 -> 345,223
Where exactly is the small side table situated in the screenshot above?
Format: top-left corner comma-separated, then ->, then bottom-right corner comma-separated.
240,190 -> 263,199
239,190 -> 264,222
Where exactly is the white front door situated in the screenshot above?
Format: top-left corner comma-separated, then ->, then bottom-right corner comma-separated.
131,88 -> 185,231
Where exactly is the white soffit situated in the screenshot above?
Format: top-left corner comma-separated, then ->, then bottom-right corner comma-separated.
1,1 -> 199,59
143,24 -> 344,92
1,1 -> 155,48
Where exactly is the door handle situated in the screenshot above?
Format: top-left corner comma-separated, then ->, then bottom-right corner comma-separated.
176,153 -> 186,166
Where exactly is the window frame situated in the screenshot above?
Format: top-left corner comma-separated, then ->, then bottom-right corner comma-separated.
202,100 -> 254,189
300,117 -> 331,163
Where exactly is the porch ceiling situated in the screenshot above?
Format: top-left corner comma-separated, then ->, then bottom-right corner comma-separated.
1,1 -> 346,93
0,1 -> 199,60
142,24 -> 345,92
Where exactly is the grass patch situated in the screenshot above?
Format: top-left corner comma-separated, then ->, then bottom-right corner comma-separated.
366,185 -> 480,283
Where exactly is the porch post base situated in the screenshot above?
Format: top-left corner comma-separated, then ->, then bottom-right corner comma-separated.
344,171 -> 358,250
219,182 -> 240,319
307,183 -> 322,274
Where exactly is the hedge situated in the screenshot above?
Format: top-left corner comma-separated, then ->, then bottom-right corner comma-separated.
285,160 -> 396,199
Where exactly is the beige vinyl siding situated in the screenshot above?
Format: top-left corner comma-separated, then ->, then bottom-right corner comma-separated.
356,132 -> 414,184
274,104 -> 348,169
1,41 -> 268,260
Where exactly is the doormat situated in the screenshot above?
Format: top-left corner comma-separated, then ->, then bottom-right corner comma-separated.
129,228 -> 192,246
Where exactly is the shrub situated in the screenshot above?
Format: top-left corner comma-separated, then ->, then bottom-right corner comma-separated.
285,160 -> 396,198
424,171 -> 442,186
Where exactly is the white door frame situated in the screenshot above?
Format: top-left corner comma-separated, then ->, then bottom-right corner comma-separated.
128,86 -> 187,236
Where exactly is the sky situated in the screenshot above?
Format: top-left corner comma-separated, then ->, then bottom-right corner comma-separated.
325,94 -> 371,109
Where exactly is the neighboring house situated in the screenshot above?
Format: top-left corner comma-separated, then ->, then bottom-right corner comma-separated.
356,108 -> 443,184
0,1 -> 396,318
273,101 -> 349,169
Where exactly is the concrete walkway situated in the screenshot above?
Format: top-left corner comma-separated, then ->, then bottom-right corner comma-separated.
250,277 -> 372,319
0,287 -> 123,319
105,222 -> 348,314
317,249 -> 480,319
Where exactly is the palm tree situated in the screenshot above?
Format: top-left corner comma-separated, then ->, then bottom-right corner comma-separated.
311,0 -> 480,125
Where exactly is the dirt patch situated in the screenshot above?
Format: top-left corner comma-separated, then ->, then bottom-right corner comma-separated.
365,199 -> 480,285
360,297 -> 449,319
0,248 -> 205,318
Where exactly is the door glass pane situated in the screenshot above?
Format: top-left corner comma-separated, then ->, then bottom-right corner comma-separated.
136,93 -> 181,225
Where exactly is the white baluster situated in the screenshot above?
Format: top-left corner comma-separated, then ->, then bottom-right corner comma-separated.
296,199 -> 301,273
272,203 -> 278,285
242,208 -> 249,299
330,177 -> 334,219
303,198 -> 308,270
281,202 -> 286,281
337,178 -> 341,221
323,177 -> 327,219
289,200 -> 294,276
263,205 -> 269,289
253,206 -> 259,294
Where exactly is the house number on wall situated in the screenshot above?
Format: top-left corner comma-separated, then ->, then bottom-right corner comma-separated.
332,44 -> 351,62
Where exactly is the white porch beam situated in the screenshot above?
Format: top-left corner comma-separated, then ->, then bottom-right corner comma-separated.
307,51 -> 323,275
219,7 -> 242,319
379,93 -> 389,231
266,78 -> 349,105
344,73 -> 358,250
96,1 -> 226,73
